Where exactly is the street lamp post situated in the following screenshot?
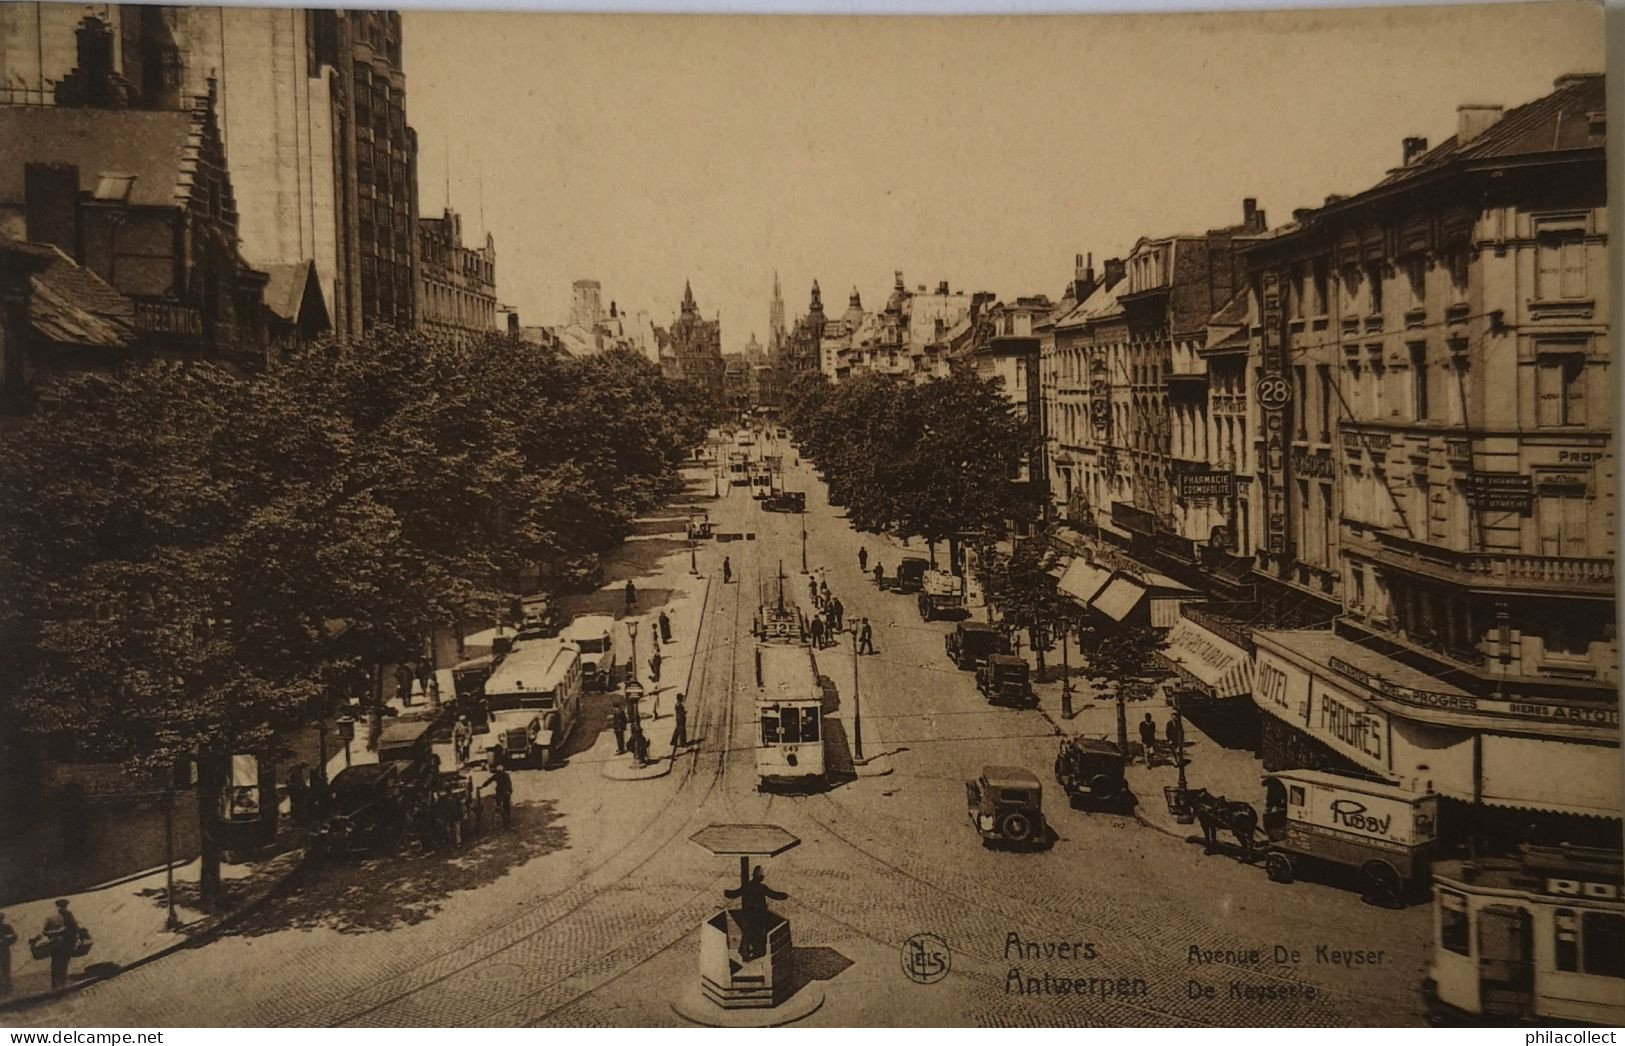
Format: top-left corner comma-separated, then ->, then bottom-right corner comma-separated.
848,625 -> 865,763
624,620 -> 648,765
1059,618 -> 1074,719
690,538 -> 699,576
1172,691 -> 1193,824
799,504 -> 808,575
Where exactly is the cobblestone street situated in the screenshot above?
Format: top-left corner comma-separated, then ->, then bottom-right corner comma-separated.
11,454 -> 1432,1027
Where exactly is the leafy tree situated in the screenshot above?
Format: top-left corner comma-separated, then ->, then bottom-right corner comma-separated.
1078,620 -> 1169,755
976,525 -> 1072,674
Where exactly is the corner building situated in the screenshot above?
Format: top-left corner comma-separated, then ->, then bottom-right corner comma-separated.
1240,74 -> 1616,837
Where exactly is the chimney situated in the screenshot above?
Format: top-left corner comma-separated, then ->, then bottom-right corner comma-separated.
936,280 -> 949,295
1073,251 -> 1098,302
609,300 -> 618,318
1457,104 -> 1503,145
1102,257 -> 1126,291
1401,136 -> 1429,166
25,164 -> 79,254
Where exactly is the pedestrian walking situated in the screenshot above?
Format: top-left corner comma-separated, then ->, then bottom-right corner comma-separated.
624,579 -> 638,613
287,762 -> 308,823
1166,715 -> 1184,754
723,556 -> 732,584
659,611 -> 672,644
453,716 -> 473,766
41,899 -> 80,991
873,563 -> 884,588
670,694 -> 688,753
0,910 -> 16,998
809,615 -> 824,649
395,662 -> 415,706
485,766 -> 513,830
857,546 -> 868,572
649,650 -> 663,685
415,659 -> 433,701
819,580 -> 830,607
831,597 -> 844,633
1139,713 -> 1158,766
858,618 -> 875,655
610,706 -> 627,754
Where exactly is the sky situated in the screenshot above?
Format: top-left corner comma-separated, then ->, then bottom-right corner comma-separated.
402,1 -> 1603,351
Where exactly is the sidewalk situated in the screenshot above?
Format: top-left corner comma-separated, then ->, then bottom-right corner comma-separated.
1028,668 -> 1264,840
0,848 -> 302,1011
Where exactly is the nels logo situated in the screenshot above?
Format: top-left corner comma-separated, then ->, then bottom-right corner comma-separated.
902,933 -> 951,984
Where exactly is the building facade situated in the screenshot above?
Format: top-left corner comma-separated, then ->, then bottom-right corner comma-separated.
417,208 -> 495,345
653,280 -> 723,402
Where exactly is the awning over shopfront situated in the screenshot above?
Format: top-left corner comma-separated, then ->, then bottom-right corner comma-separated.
1162,616 -> 1253,699
1091,576 -> 1145,622
1058,559 -> 1112,604
1475,734 -> 1622,819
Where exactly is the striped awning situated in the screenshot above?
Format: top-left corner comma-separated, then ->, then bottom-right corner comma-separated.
1058,559 -> 1113,604
1091,577 -> 1146,622
1162,616 -> 1253,699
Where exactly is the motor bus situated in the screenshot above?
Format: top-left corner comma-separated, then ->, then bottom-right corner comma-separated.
481,637 -> 582,768
753,640 -> 824,792
1423,844 -> 1624,1026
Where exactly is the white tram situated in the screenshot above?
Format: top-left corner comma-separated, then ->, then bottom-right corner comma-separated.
753,640 -> 825,791
1423,844 -> 1624,1026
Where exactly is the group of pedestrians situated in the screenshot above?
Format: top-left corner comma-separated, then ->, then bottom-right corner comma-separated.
394,659 -> 437,707
807,575 -> 848,648
1137,711 -> 1185,765
608,692 -> 688,763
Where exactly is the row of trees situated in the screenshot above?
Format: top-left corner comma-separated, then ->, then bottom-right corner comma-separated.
783,368 -> 1165,742
781,369 -> 1042,570
0,330 -> 714,901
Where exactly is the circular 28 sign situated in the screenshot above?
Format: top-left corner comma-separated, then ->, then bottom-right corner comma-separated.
1256,375 -> 1292,411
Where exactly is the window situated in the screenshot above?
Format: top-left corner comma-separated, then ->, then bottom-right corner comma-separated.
1405,255 -> 1427,307
1410,343 -> 1429,420
1321,482 -> 1334,566
1535,216 -> 1588,300
1317,364 -> 1332,440
1536,352 -> 1586,426
780,707 -> 802,744
800,707 -> 819,742
1352,562 -> 1367,609
1365,261 -> 1384,314
1312,258 -> 1329,316
1447,247 -> 1470,303
1537,491 -> 1588,558
760,714 -> 779,746
1583,911 -> 1625,977
1440,891 -> 1470,956
1293,365 -> 1307,437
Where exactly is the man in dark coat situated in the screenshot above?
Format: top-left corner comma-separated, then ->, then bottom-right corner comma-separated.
42,899 -> 79,991
610,706 -> 627,754
809,616 -> 824,649
624,579 -> 638,613
857,547 -> 868,572
1139,713 -> 1158,765
485,767 -> 513,830
658,611 -> 672,644
395,662 -> 416,706
670,694 -> 688,753
858,618 -> 875,655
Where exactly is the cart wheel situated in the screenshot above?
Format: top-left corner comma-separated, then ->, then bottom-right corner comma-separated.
1088,774 -> 1120,799
1360,860 -> 1403,908
1000,811 -> 1035,845
1265,852 -> 1294,884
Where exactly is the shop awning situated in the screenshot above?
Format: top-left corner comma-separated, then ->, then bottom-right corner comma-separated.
1058,559 -> 1113,604
1162,616 -> 1253,699
1092,576 -> 1146,622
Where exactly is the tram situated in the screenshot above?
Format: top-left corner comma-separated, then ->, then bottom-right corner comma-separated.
753,641 -> 825,791
727,451 -> 750,487
1423,844 -> 1625,1026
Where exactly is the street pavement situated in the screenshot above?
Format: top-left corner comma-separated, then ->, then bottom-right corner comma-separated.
10,439 -> 1433,1027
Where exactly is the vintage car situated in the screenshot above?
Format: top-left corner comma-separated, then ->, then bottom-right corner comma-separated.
891,557 -> 931,594
1053,737 -> 1128,803
560,614 -> 618,690
966,765 -> 1047,848
687,514 -> 714,540
310,762 -> 415,857
917,569 -> 964,621
976,654 -> 1036,706
946,621 -> 1011,671
516,593 -> 561,640
763,491 -> 806,514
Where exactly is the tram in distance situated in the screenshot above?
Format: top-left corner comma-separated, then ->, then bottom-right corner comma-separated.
753,640 -> 825,792
1423,844 -> 1625,1027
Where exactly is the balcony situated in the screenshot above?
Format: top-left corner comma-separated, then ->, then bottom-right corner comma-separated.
1362,530 -> 1614,596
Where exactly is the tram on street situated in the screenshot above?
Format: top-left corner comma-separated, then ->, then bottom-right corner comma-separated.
753,637 -> 825,791
1423,844 -> 1624,1026
727,451 -> 751,486
481,637 -> 583,768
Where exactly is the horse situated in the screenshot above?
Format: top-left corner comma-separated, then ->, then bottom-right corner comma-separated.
1186,788 -> 1259,861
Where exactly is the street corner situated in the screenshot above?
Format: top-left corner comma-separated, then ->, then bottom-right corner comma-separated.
602,754 -> 676,782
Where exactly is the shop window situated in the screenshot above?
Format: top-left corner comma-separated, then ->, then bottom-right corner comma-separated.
1582,911 -> 1625,978
1535,215 -> 1588,300
1535,352 -> 1586,427
1441,891 -> 1470,956
1544,619 -> 1590,661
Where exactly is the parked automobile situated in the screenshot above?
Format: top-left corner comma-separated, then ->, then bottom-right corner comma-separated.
946,621 -> 1010,670
966,765 -> 1047,848
976,654 -> 1036,706
310,762 -> 414,857
561,614 -> 617,689
892,557 -> 931,594
1053,737 -> 1128,804
517,593 -> 561,640
763,491 -> 805,513
917,569 -> 964,620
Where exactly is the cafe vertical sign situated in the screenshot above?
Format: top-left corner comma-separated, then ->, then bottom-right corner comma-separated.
1258,269 -> 1292,563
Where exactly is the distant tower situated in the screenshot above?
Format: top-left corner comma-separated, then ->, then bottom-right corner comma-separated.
681,278 -> 698,321
571,279 -> 603,329
808,280 -> 826,340
769,271 -> 786,354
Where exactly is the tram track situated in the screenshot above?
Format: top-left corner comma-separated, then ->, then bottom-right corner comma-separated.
309,555 -> 755,1027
